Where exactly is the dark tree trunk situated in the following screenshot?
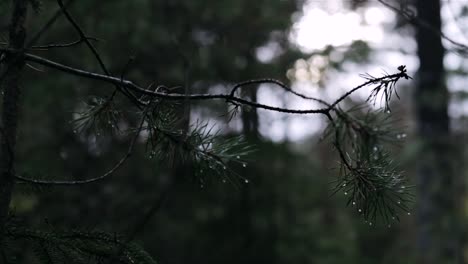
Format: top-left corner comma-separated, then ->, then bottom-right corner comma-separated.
415,0 -> 462,263
241,87 -> 259,139
0,0 -> 28,246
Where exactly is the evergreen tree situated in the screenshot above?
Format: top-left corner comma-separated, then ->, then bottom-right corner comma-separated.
0,1 -> 413,262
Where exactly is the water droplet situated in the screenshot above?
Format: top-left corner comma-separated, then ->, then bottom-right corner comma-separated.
223,166 -> 227,170
358,209 -> 362,213
392,216 -> 396,220
373,127 -> 378,132
59,150 -> 68,160
222,179 -> 227,183
401,133 -> 407,138
396,134 -> 401,139
342,183 -> 346,187
387,225 -> 391,228
73,130 -> 77,134
401,185 -> 405,189
344,192 -> 348,195
386,110 -> 391,114
407,212 -> 411,215
352,201 -> 356,206
236,155 -> 240,159
242,163 -> 247,168
244,179 -> 249,184
369,222 -> 373,226
373,146 -> 378,152
397,201 -> 401,204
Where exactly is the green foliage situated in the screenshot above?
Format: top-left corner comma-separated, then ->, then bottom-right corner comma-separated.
28,0 -> 42,13
0,0 -> 417,263
144,109 -> 254,185
5,222 -> 157,264
324,80 -> 413,225
343,40 -> 371,64
71,96 -> 121,136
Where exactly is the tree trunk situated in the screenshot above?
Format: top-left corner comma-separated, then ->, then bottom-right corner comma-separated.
414,0 -> 461,263
241,87 -> 259,139
0,0 -> 28,245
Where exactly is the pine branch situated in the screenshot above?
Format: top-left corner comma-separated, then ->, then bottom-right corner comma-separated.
0,48 -> 411,116
325,107 -> 413,225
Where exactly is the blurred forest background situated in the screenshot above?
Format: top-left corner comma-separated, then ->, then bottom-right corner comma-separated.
1,0 -> 468,263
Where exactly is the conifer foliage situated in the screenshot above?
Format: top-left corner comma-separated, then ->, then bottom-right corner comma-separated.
0,0 -> 412,262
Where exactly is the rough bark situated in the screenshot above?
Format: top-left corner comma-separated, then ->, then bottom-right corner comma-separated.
415,0 -> 461,263
0,0 -> 28,244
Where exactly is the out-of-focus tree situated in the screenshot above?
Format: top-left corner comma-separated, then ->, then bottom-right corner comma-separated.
413,0 -> 463,263
0,0 -> 414,263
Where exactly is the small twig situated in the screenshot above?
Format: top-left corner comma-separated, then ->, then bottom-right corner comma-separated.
15,113 -> 146,186
30,37 -> 99,50
229,78 -> 330,106
26,0 -> 75,47
56,0 -> 143,107
325,112 -> 353,171
377,0 -> 468,55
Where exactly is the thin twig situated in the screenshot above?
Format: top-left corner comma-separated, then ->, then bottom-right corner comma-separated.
56,0 -> 142,106
15,113 -> 147,186
31,37 -> 99,50
325,112 -> 352,171
26,0 -> 75,47
229,78 -> 330,106
377,0 -> 468,55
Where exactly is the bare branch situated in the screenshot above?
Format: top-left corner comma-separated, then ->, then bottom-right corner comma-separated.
26,0 -> 75,47
377,0 -> 468,55
8,50 -> 410,115
56,0 -> 142,105
229,78 -> 330,106
31,36 -> 99,50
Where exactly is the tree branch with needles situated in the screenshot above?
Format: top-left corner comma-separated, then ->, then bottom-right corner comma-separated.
1,36 -> 414,226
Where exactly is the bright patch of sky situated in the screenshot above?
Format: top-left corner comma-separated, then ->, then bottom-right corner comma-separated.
258,0 -> 408,142
253,0 -> 468,142
292,4 -> 392,52
191,0 -> 468,142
